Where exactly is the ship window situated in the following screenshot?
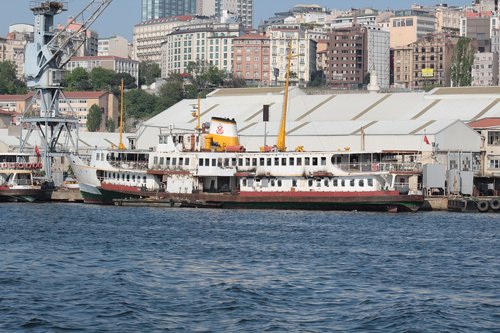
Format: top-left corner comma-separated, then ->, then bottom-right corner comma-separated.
143,176 -> 147,183
270,179 -> 275,186
127,174 -> 130,181
292,179 -> 297,187
252,158 -> 257,166
133,175 -> 136,182
199,158 -> 204,166
368,178 -> 373,187
274,157 -> 279,165
113,173 -> 116,178
333,179 -> 338,187
312,157 -> 318,166
231,158 -> 237,166
350,179 -> 355,186
259,158 -> 264,166
172,158 -> 177,165
238,158 -> 243,166
179,158 -> 183,166
217,158 -> 223,167
305,157 -> 310,165
122,174 -> 125,181
267,158 -> 271,166
341,179 -> 345,187
282,158 -> 286,166
224,158 -> 230,167
359,179 -> 364,187
321,157 -> 327,166
245,158 -> 250,166
297,158 -> 302,166
317,180 -> 321,187
212,159 -> 216,166
277,179 -> 282,187
308,179 -> 313,187
185,158 -> 190,165
154,156 -> 158,164
289,157 -> 295,166
242,178 -> 247,186
324,179 -> 329,187
248,178 -> 254,187
160,157 -> 164,165
166,157 -> 171,166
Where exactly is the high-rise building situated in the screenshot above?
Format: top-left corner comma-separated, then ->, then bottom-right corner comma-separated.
215,0 -> 254,29
141,0 -> 197,22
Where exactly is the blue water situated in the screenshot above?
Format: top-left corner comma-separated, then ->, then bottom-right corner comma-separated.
0,204 -> 499,332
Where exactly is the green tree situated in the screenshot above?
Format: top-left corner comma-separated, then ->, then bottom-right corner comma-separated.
64,67 -> 92,91
0,61 -> 27,94
124,89 -> 162,119
86,104 -> 102,132
158,74 -> 186,110
450,37 -> 475,87
309,70 -> 326,87
106,118 -> 115,132
139,61 -> 161,86
90,67 -> 116,91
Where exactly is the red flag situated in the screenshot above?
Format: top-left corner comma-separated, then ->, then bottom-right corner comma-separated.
35,145 -> 41,157
423,135 -> 430,145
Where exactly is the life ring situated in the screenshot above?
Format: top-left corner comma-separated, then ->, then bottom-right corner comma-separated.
489,198 -> 500,211
36,163 -> 42,169
26,163 -> 32,169
477,200 -> 489,213
371,163 -> 379,172
1,163 -> 6,168
16,163 -> 24,169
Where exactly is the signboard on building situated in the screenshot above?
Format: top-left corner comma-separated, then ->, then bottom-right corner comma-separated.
421,68 -> 434,77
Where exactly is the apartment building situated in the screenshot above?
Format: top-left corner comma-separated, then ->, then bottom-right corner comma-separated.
141,0 -> 197,21
133,16 -> 193,63
472,52 -> 499,86
160,21 -> 243,77
393,33 -> 457,89
389,9 -> 436,48
98,36 -> 130,58
266,25 -> 317,84
233,34 -> 271,84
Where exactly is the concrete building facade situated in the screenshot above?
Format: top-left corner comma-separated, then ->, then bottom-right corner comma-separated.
133,16 -> 193,63
326,25 -> 368,89
472,52 -> 499,86
98,36 -> 130,58
267,25 -> 317,85
389,10 -> 436,48
161,22 -> 242,77
367,27 -> 390,90
141,0 -> 197,22
233,34 -> 271,84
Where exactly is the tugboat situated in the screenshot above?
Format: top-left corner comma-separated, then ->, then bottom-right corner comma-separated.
0,153 -> 47,202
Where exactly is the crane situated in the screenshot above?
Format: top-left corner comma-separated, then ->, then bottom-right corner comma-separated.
20,0 -> 112,182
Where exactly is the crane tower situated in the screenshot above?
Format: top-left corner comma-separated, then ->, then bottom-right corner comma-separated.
19,0 -> 112,182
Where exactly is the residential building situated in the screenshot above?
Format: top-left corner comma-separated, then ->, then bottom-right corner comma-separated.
133,16 -> 193,63
329,8 -> 379,29
141,0 -> 197,22
267,25 -> 317,84
389,9 -> 436,48
393,33 -> 457,89
57,20 -> 99,56
161,21 -> 242,77
472,52 -> 498,86
460,13 -> 492,52
58,91 -> 119,131
0,24 -> 35,79
435,5 -> 463,35
326,24 -> 368,89
215,0 -> 254,29
233,34 -> 271,84
65,56 -> 140,86
98,36 -> 130,58
0,94 -> 33,114
468,117 -> 500,181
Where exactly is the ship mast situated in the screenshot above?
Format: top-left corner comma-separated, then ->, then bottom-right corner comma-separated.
276,39 -> 298,152
118,78 -> 126,150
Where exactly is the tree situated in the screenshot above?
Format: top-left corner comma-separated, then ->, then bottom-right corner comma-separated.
157,74 -> 185,110
106,118 -> 115,132
64,67 -> 92,91
139,61 -> 161,86
450,37 -> 475,87
86,104 -> 102,132
90,67 -> 116,91
0,61 -> 27,94
309,70 -> 326,87
124,89 -> 162,119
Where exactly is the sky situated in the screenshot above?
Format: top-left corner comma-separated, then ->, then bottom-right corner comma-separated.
0,0 -> 470,41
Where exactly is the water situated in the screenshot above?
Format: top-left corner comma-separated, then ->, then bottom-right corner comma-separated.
0,203 -> 499,332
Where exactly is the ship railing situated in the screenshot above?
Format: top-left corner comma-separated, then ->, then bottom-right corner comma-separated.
337,162 -> 422,173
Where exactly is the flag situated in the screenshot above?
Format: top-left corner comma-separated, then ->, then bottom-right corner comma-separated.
35,145 -> 41,157
423,135 -> 430,145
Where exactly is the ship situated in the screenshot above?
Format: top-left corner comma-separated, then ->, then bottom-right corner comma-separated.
69,44 -> 424,212
0,153 -> 49,202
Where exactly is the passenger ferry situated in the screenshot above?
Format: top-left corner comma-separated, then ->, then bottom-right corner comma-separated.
0,153 -> 47,202
69,117 -> 424,212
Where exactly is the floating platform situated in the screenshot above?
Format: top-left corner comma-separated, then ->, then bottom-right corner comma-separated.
448,196 -> 500,213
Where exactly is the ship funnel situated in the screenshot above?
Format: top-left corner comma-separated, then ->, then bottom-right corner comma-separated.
204,117 -> 243,151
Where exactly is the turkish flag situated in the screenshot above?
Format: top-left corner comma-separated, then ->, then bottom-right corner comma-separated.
423,135 -> 430,145
35,145 -> 41,157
